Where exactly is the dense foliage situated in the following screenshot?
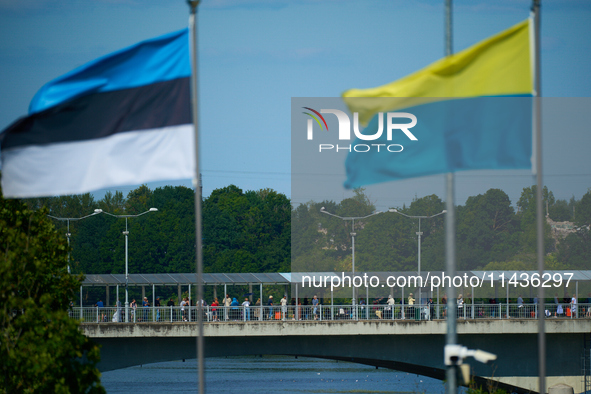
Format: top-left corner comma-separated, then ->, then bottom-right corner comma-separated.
293,187 -> 591,272
0,194 -> 104,393
23,184 -> 591,276
26,184 -> 290,274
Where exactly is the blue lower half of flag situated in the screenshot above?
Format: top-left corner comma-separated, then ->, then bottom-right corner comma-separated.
344,96 -> 532,189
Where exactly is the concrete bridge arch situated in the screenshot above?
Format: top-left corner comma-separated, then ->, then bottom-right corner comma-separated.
85,319 -> 590,393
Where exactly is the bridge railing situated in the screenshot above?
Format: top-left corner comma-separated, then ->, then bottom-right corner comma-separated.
69,302 -> 591,323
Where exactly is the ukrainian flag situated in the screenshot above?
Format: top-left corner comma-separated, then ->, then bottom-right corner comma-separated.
342,18 -> 533,189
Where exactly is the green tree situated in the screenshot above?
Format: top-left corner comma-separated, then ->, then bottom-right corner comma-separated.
98,191 -> 126,214
0,194 -> 104,393
516,185 -> 554,254
556,229 -> 591,269
125,184 -> 153,214
575,190 -> 591,227
549,199 -> 571,222
456,189 -> 520,270
203,185 -> 290,273
405,194 -> 446,271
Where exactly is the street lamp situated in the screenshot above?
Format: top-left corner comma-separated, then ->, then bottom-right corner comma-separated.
47,208 -> 103,273
320,207 -> 382,308
388,208 -> 446,304
101,208 -> 158,322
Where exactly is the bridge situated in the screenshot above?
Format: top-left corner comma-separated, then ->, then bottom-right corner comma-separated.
78,307 -> 591,394
77,271 -> 591,393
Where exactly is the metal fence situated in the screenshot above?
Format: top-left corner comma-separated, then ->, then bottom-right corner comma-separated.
69,302 -> 591,323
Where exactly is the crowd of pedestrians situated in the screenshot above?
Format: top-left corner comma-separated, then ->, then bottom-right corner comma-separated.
87,292 -> 591,323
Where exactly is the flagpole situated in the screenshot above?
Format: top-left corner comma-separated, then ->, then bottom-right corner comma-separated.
444,1 -> 458,393
188,1 -> 205,393
532,1 -> 545,393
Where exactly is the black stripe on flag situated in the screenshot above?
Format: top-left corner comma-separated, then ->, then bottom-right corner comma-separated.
2,77 -> 190,150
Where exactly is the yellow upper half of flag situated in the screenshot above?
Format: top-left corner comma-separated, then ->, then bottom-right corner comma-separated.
343,18 -> 532,125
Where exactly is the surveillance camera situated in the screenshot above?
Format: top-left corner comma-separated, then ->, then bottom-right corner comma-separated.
445,344 -> 497,366
473,349 -> 497,364
444,344 -> 463,366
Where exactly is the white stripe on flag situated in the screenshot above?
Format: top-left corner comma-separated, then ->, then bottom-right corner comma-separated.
1,124 -> 194,198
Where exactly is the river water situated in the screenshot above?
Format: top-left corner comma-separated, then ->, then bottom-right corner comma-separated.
100,356 -> 452,393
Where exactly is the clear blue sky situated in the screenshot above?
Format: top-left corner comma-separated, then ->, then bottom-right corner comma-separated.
1,0 -> 590,210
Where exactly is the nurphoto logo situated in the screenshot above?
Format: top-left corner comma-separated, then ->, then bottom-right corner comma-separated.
302,107 -> 418,153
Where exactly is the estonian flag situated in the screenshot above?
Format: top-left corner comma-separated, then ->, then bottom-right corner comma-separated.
342,19 -> 533,189
0,29 -> 193,198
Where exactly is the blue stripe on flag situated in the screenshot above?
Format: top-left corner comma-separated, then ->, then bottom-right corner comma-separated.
29,29 -> 190,114
344,96 -> 532,189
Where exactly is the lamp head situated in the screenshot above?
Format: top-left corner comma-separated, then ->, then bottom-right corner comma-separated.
149,208 -> 158,212
94,209 -> 103,213
389,209 -> 397,213
320,207 -> 325,212
442,210 -> 447,213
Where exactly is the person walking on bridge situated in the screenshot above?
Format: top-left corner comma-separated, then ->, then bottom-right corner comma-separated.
242,298 -> 251,321
211,298 -> 219,322
407,293 -> 415,320
267,295 -> 274,320
386,295 -> 395,319
571,295 -> 577,318
96,299 -> 105,322
155,296 -> 161,322
130,299 -> 137,322
254,298 -> 261,321
312,295 -> 319,320
280,296 -> 288,321
224,294 -> 232,321
230,297 -> 239,321
180,298 -> 188,322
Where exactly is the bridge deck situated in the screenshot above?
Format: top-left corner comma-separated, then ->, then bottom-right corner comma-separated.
82,318 -> 591,338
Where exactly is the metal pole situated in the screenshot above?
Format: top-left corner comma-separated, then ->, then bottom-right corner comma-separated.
417,218 -> 422,305
507,284 -> 509,318
445,178 -> 457,393
331,286 -> 334,320
472,280 -> 475,319
224,284 -> 227,321
402,287 -> 405,319
296,283 -> 299,321
351,222 -> 356,309
437,286 -> 440,319
444,1 -> 457,392
124,218 -> 129,323
66,220 -> 71,274
319,208 -> 381,312
188,2 -> 204,392
532,3 -> 545,391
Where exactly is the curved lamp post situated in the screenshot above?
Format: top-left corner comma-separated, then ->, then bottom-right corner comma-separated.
320,207 -> 382,308
388,208 -> 446,304
47,208 -> 103,273
101,208 -> 158,322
